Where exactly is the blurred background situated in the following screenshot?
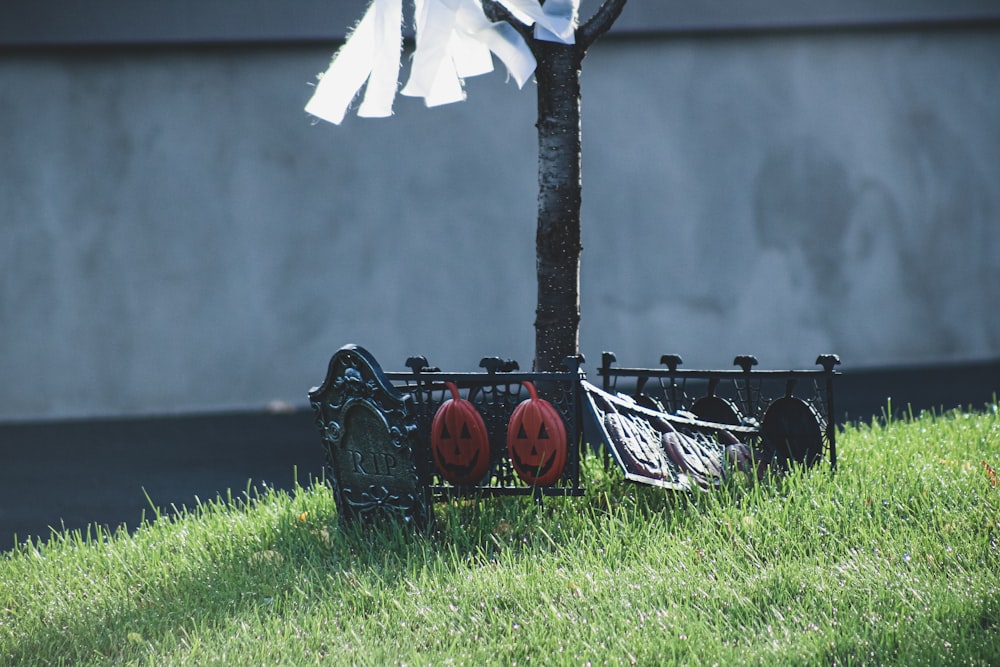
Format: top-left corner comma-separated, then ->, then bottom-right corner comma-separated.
2,0 -> 998,545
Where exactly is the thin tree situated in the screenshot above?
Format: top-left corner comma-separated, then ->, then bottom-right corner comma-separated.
486,0 -> 627,371
307,0 -> 628,372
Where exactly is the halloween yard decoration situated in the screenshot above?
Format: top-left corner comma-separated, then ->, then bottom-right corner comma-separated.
507,381 -> 568,485
304,1 -> 840,528
309,345 -> 589,528
309,345 -> 839,528
431,382 -> 491,485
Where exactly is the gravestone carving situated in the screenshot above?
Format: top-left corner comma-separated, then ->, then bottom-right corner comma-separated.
309,345 -> 430,528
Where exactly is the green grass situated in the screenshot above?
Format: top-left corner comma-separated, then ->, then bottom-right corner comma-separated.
2,402 -> 998,666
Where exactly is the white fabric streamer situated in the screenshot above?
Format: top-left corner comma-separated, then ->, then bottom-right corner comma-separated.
401,0 -> 470,106
496,0 -> 578,43
401,0 -> 537,107
305,0 -> 580,125
304,0 -> 403,124
357,0 -> 404,117
304,3 -> 379,125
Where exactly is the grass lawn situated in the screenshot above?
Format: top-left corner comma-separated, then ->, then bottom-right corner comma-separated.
1,402 -> 998,666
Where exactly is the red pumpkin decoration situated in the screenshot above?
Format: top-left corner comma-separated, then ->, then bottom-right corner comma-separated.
431,382 -> 490,485
506,381 -> 568,486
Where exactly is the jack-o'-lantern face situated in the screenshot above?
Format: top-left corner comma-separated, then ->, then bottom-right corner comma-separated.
431,382 -> 490,485
507,381 -> 567,486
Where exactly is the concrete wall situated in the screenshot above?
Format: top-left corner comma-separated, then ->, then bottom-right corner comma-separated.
2,25 -> 998,421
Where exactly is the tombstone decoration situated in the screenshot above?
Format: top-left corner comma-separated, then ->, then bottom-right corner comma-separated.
309,344 -> 430,528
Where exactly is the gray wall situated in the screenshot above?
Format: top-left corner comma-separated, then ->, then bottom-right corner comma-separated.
2,23 -> 999,421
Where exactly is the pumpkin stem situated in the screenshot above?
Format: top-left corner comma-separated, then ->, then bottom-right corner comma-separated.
521,381 -> 539,402
444,381 -> 462,402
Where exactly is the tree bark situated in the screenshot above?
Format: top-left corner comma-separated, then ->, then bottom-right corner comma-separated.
532,40 -> 584,372
483,0 -> 628,372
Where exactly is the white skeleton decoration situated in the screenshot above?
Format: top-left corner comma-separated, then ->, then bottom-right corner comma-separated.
305,0 -> 581,125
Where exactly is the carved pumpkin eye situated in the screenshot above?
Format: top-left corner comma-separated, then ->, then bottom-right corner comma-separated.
507,381 -> 568,486
431,382 -> 490,486
439,421 -> 475,450
516,421 -> 551,441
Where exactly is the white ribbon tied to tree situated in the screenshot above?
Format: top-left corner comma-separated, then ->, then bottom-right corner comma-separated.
305,0 -> 580,125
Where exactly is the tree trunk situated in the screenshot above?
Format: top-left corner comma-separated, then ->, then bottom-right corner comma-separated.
533,39 -> 584,372
481,0 -> 628,371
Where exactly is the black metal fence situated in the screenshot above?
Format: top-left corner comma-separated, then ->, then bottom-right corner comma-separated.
309,344 -> 840,528
598,352 -> 840,469
386,355 -> 587,499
